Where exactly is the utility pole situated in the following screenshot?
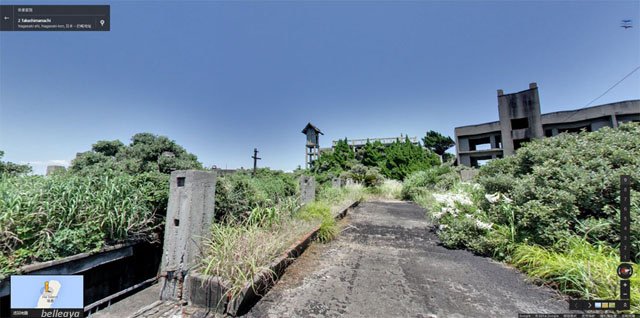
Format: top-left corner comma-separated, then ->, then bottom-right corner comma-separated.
251,148 -> 261,176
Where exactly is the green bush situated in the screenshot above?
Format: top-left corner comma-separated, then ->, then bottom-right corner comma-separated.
478,123 -> 640,259
214,169 -> 298,222
404,124 -> 640,310
401,165 -> 458,199
345,163 -> 384,187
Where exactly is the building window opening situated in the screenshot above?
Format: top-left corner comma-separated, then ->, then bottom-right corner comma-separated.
511,117 -> 530,130
545,129 -> 553,137
469,136 -> 491,151
470,156 -> 493,168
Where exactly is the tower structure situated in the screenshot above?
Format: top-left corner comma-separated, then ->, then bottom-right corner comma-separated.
302,122 -> 323,169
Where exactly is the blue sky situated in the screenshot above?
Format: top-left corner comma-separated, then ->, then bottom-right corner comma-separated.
1,0 -> 639,174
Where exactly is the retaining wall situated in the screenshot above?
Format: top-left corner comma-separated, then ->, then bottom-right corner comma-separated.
0,241 -> 161,317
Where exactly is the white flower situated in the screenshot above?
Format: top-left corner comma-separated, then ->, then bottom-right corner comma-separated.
485,193 -> 500,203
485,192 -> 513,204
475,219 -> 493,230
438,224 -> 448,230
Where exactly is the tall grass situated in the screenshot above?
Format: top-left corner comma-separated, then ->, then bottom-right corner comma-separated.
0,173 -> 161,277
199,181 -> 365,299
201,219 -> 314,299
296,202 -> 338,243
367,179 -> 403,200
317,183 -> 366,209
200,199 -> 315,299
512,236 -> 639,312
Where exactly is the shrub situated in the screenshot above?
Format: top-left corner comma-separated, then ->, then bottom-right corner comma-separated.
478,123 -> 640,259
401,165 -> 458,199
214,169 -> 298,222
345,163 -> 384,187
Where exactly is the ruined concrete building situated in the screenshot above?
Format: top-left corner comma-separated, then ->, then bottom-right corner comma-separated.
455,83 -> 640,167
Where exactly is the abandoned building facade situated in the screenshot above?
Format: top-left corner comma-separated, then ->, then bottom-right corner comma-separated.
455,83 -> 640,167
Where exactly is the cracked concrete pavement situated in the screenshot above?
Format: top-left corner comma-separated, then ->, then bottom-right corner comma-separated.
246,200 -> 571,318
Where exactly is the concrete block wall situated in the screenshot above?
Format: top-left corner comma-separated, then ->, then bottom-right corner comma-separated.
159,170 -> 217,302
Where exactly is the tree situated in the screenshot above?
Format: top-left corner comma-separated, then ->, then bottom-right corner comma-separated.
332,138 -> 355,170
311,139 -> 355,174
357,140 -> 386,167
422,130 -> 455,162
92,140 -> 124,157
0,151 -> 32,176
70,133 -> 202,175
380,137 -> 440,180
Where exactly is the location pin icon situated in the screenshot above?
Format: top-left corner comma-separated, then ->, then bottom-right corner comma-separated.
100,19 -> 105,26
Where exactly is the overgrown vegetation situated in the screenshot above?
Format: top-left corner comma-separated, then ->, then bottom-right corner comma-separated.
0,172 -> 162,278
0,151 -> 31,177
422,130 -> 455,163
0,133 -> 203,277
402,123 -> 640,311
512,236 -> 639,308
311,137 -> 441,184
296,202 -> 339,242
214,169 -> 298,222
477,123 -> 640,258
200,182 -> 365,299
71,133 -> 202,175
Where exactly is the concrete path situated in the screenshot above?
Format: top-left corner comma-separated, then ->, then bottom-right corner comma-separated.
247,201 -> 570,318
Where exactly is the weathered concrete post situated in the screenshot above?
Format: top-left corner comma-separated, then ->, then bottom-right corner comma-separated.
159,170 -> 217,302
299,175 -> 316,205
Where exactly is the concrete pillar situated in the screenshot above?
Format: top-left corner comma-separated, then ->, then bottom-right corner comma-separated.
46,165 -> 66,176
497,83 -> 543,156
299,176 -> 316,204
611,114 -> 619,128
489,135 -> 496,149
159,170 -> 217,301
